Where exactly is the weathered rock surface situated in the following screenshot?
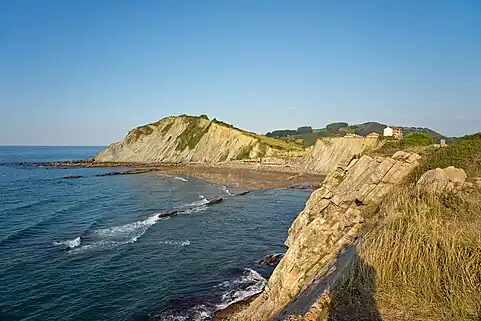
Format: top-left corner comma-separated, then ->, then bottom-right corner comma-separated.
473,177 -> 481,188
256,253 -> 284,266
94,115 -> 303,164
225,152 -> 420,321
416,166 -> 467,194
304,138 -> 381,175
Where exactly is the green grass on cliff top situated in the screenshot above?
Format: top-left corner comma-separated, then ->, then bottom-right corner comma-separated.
211,117 -> 302,151
127,114 -> 302,152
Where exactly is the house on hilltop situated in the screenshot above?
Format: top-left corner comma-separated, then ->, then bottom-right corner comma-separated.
393,127 -> 404,138
383,126 -> 403,138
383,126 -> 393,137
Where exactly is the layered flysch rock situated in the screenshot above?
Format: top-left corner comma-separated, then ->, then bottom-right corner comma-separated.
94,115 -> 302,163
228,151 -> 420,321
304,137 -> 381,174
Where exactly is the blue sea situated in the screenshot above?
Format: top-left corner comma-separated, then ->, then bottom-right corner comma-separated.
0,146 -> 310,321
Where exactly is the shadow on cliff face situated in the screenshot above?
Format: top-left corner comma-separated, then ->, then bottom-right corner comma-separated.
327,250 -> 382,321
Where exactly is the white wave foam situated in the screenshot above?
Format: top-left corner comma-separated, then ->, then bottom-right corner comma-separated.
174,176 -> 188,182
182,206 -> 207,214
159,240 -> 191,247
215,268 -> 267,310
176,195 -> 209,214
68,213 -> 163,253
53,236 -> 81,248
157,304 -> 211,321
156,268 -> 266,321
221,185 -> 233,196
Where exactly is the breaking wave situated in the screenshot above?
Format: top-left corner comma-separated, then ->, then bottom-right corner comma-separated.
53,236 -> 81,249
175,176 -> 188,182
215,268 -> 266,310
159,240 -> 191,247
220,185 -> 233,196
157,305 -> 212,321
155,268 -> 266,321
176,195 -> 209,214
65,213 -> 164,253
63,198 -> 210,253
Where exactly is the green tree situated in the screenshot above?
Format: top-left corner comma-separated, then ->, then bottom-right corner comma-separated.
297,126 -> 313,134
326,122 -> 348,133
400,132 -> 434,147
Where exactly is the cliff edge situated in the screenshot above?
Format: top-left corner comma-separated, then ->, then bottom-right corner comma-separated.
223,151 -> 421,321
304,137 -> 381,174
94,115 -> 303,163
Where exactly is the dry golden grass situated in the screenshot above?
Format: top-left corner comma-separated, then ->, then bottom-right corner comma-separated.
332,187 -> 481,321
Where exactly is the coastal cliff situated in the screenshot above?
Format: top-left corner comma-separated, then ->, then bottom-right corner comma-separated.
223,151 -> 421,321
94,115 -> 303,163
304,137 -> 381,174
94,115 -> 386,177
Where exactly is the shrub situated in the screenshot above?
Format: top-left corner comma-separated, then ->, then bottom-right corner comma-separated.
326,122 -> 349,134
406,132 -> 481,183
235,145 -> 253,160
297,126 -> 313,134
400,132 -> 434,148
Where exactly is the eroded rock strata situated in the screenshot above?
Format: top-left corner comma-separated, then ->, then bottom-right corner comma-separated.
220,152 -> 420,321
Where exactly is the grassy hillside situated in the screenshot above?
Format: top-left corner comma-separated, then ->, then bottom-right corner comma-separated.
126,114 -> 302,157
266,121 -> 449,146
210,117 -> 302,151
328,133 -> 481,321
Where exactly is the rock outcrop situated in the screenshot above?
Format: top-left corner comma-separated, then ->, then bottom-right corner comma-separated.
94,115 -> 303,164
256,253 -> 284,266
226,152 -> 421,321
416,166 -> 467,194
304,137 -> 381,174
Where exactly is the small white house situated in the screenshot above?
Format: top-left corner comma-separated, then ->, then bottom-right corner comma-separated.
383,126 -> 393,137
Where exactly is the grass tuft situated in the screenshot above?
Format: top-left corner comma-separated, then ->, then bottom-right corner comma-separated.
330,187 -> 481,321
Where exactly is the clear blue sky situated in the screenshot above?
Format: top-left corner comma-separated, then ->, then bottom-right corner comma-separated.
1,0 -> 480,145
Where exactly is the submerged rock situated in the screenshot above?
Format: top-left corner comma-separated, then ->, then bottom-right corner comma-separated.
256,253 -> 284,266
157,197 -> 224,219
206,197 -> 223,206
236,190 -> 252,196
95,171 -> 122,177
63,175 -> 83,179
158,209 -> 180,219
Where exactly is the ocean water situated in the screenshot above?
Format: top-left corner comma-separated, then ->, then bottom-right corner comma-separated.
0,146 -> 310,321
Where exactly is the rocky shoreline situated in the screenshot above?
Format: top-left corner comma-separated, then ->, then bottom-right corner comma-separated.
19,160 -> 325,190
